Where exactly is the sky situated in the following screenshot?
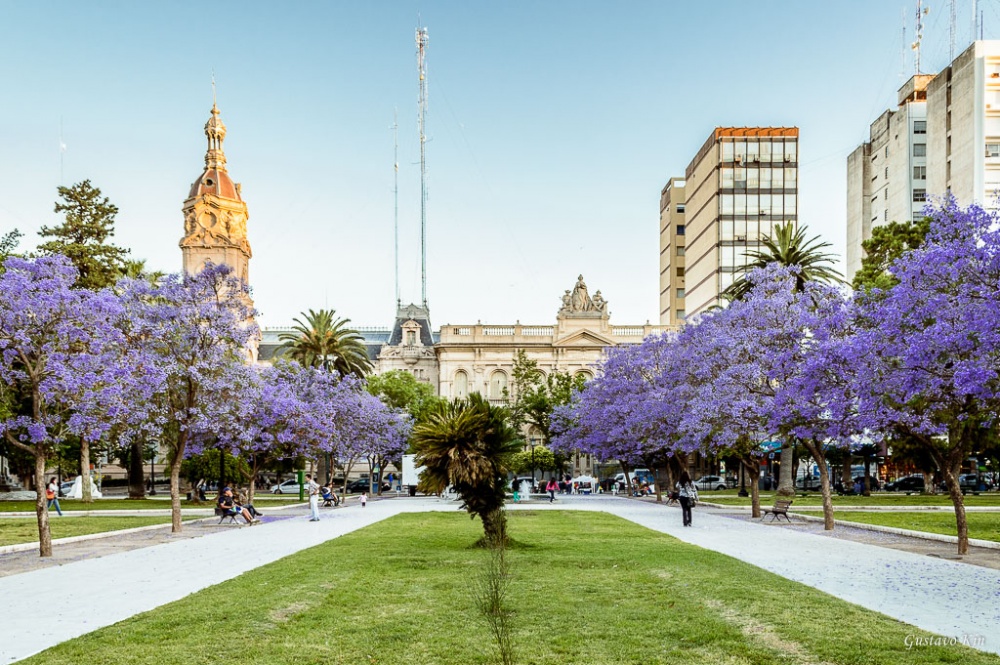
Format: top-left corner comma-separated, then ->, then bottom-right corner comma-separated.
0,1 -> 994,330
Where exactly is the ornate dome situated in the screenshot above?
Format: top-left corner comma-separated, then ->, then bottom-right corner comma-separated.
188,168 -> 241,201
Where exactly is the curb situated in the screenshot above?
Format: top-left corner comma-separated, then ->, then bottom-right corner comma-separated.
0,517 -> 217,555
788,512 -> 1000,550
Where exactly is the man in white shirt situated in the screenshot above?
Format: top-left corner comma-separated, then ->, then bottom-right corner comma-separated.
306,474 -> 321,522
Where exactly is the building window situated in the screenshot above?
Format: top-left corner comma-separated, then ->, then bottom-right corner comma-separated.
676,309 -> 685,320
405,330 -> 416,346
986,143 -> 1000,157
676,267 -> 685,278
676,246 -> 685,256
913,120 -> 927,134
454,370 -> 468,399
676,224 -> 685,235
676,204 -> 685,213
913,189 -> 927,202
913,143 -> 926,157
489,370 -> 508,400
885,167 -> 889,179
913,165 -> 926,180
676,288 -> 685,299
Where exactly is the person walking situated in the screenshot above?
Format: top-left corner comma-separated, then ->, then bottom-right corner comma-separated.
306,474 -> 321,522
360,492 -> 368,508
546,478 -> 557,503
676,471 -> 699,527
46,477 -> 62,516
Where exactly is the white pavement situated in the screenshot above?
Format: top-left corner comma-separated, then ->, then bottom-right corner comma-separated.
2,495 -> 999,664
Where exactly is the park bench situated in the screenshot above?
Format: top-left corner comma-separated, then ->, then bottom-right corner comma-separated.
214,505 -> 239,524
762,499 -> 793,522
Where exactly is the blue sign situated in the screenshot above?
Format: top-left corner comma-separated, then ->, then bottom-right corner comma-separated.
760,440 -> 782,452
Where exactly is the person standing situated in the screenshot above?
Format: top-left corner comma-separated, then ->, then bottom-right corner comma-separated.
360,492 -> 368,508
306,474 -> 321,522
46,477 -> 62,516
676,471 -> 699,527
546,478 -> 557,503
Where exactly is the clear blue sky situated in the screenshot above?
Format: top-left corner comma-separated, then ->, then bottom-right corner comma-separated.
0,1 -> 991,328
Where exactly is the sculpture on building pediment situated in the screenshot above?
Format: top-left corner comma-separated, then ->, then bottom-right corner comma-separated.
592,290 -> 607,314
571,275 -> 591,311
557,275 -> 609,318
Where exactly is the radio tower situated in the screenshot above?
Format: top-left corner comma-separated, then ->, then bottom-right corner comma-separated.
951,0 -> 957,61
912,0 -> 929,74
417,26 -> 429,308
392,108 -> 400,309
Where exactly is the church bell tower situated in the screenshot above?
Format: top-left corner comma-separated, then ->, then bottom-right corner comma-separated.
179,102 -> 253,291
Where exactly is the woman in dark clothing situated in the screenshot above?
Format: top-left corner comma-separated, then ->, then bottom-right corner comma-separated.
676,471 -> 699,527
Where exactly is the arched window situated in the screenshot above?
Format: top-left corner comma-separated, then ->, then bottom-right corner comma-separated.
454,370 -> 469,399
489,370 -> 508,400
575,369 -> 594,382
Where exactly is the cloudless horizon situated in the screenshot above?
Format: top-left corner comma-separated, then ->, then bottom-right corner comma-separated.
1,1 -> 995,328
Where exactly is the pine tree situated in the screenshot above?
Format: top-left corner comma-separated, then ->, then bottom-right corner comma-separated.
38,180 -> 130,290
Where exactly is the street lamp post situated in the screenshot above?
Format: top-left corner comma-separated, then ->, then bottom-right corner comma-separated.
738,460 -> 748,497
530,439 -> 536,487
148,446 -> 156,496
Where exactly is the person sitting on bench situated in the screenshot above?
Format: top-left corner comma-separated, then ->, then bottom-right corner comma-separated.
321,486 -> 339,507
218,487 -> 256,524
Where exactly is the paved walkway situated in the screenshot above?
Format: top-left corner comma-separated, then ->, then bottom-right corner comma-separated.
1,495 -> 998,663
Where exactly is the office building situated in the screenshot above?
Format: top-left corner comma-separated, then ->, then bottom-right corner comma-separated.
674,127 -> 799,318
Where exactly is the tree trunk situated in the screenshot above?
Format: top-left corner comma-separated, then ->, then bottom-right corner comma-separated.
480,508 -> 507,546
169,435 -> 186,533
863,457 -> 872,497
841,457 -> 852,493
128,439 -> 145,499
940,458 -> 969,555
35,451 -> 52,557
922,470 -> 935,494
776,441 -> 795,498
80,439 -> 92,503
804,440 -> 834,530
744,458 -> 761,519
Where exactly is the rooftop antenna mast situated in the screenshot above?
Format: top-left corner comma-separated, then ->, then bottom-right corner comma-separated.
416,25 -> 429,309
392,109 -> 400,309
901,8 -> 908,79
972,0 -> 979,44
950,0 -> 957,61
912,0 -> 929,74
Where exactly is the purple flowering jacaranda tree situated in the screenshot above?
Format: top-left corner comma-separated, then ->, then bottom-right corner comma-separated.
113,264 -> 257,532
854,199 -> 1000,554
0,256 -> 124,556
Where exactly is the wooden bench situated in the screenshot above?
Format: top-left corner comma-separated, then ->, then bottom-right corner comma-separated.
762,499 -> 793,522
215,505 -> 239,524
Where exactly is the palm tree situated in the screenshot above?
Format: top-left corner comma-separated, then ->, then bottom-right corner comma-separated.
277,309 -> 373,377
412,393 -> 522,546
725,222 -> 843,499
725,222 -> 843,301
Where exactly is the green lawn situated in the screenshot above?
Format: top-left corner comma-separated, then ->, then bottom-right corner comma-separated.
831,511 -> 1000,543
19,511 -> 999,665
0,516 -> 195,546
706,492 -> 1000,507
0,497 -> 303,512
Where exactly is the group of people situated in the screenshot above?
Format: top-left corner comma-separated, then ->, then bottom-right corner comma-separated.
305,474 -> 365,521
217,486 -> 262,524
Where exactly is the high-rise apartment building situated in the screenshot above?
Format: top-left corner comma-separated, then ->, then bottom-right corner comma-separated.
659,178 -> 686,325
847,41 -> 1000,282
667,127 -> 799,319
845,75 -> 931,280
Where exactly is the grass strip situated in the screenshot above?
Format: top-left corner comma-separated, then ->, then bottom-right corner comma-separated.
0,516 -> 195,546
830,511 -> 1000,543
707,492 -> 1000,507
17,510 -> 999,665
0,498 -> 303,512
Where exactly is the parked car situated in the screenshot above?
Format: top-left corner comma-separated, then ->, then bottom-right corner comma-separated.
345,478 -> 390,493
885,475 -> 925,492
693,475 -> 730,491
270,479 -> 302,494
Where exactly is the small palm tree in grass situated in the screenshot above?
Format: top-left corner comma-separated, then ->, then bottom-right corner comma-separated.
277,308 -> 373,378
412,393 -> 521,546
